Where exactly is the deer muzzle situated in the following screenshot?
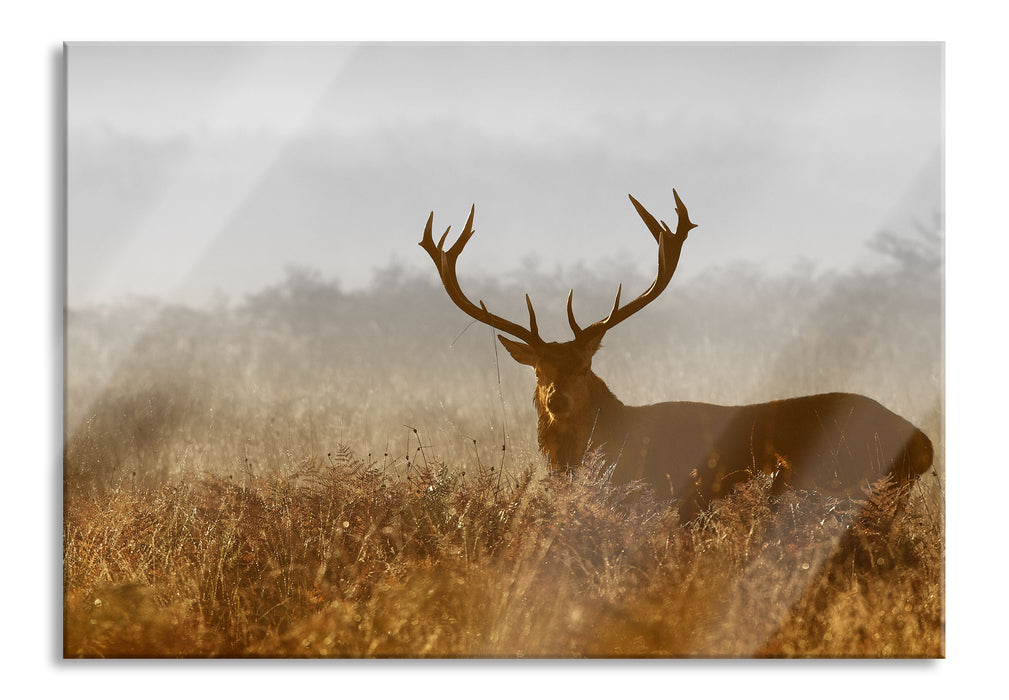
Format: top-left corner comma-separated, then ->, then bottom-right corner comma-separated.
545,387 -> 572,418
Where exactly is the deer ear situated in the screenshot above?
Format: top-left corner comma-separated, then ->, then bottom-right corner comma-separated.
498,335 -> 538,367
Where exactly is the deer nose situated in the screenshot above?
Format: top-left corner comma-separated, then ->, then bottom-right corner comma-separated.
547,391 -> 571,415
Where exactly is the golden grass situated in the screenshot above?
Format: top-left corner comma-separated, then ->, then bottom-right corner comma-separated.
64,446 -> 943,658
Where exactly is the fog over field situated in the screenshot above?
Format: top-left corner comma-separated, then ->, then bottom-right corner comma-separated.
65,234 -> 942,497
65,43 -> 943,496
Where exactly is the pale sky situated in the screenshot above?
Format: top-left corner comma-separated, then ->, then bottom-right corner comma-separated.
67,42 -> 942,306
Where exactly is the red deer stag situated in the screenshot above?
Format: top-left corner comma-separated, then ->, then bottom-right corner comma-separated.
420,189 -> 933,519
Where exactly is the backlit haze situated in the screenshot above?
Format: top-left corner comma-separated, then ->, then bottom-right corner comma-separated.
67,43 -> 942,307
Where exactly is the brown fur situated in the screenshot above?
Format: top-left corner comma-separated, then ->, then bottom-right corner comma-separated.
535,371 -> 620,470
505,335 -> 933,520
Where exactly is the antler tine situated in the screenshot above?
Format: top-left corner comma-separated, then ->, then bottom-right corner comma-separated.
573,189 -> 697,340
420,207 -> 543,346
601,283 -> 623,326
565,290 -> 581,335
628,194 -> 665,243
567,284 -> 624,337
447,205 -> 477,258
422,211 -> 436,247
672,188 -> 692,229
437,226 -> 451,250
525,294 -> 539,337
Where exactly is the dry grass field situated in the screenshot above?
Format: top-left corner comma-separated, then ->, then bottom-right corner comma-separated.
64,238 -> 943,658
64,451 -> 942,658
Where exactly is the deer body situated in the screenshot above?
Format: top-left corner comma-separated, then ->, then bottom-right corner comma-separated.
421,189 -> 933,517
533,381 -> 931,518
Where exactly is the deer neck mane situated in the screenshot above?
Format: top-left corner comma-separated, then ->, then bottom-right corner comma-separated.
535,373 -> 623,470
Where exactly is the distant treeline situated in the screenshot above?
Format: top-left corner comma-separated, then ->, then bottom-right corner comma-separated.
65,224 -> 942,492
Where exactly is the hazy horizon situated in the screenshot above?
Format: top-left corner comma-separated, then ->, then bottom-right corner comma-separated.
67,42 -> 942,307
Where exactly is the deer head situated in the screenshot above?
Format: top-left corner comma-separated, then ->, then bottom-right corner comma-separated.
420,190 -> 697,467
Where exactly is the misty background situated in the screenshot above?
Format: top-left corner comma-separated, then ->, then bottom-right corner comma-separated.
68,43 -> 941,304
65,43 -> 942,491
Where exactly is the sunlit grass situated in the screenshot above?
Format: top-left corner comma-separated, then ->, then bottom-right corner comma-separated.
64,258 -> 943,657
63,447 -> 942,658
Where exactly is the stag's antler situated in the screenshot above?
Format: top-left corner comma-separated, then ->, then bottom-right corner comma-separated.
567,188 -> 697,340
420,205 -> 544,346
